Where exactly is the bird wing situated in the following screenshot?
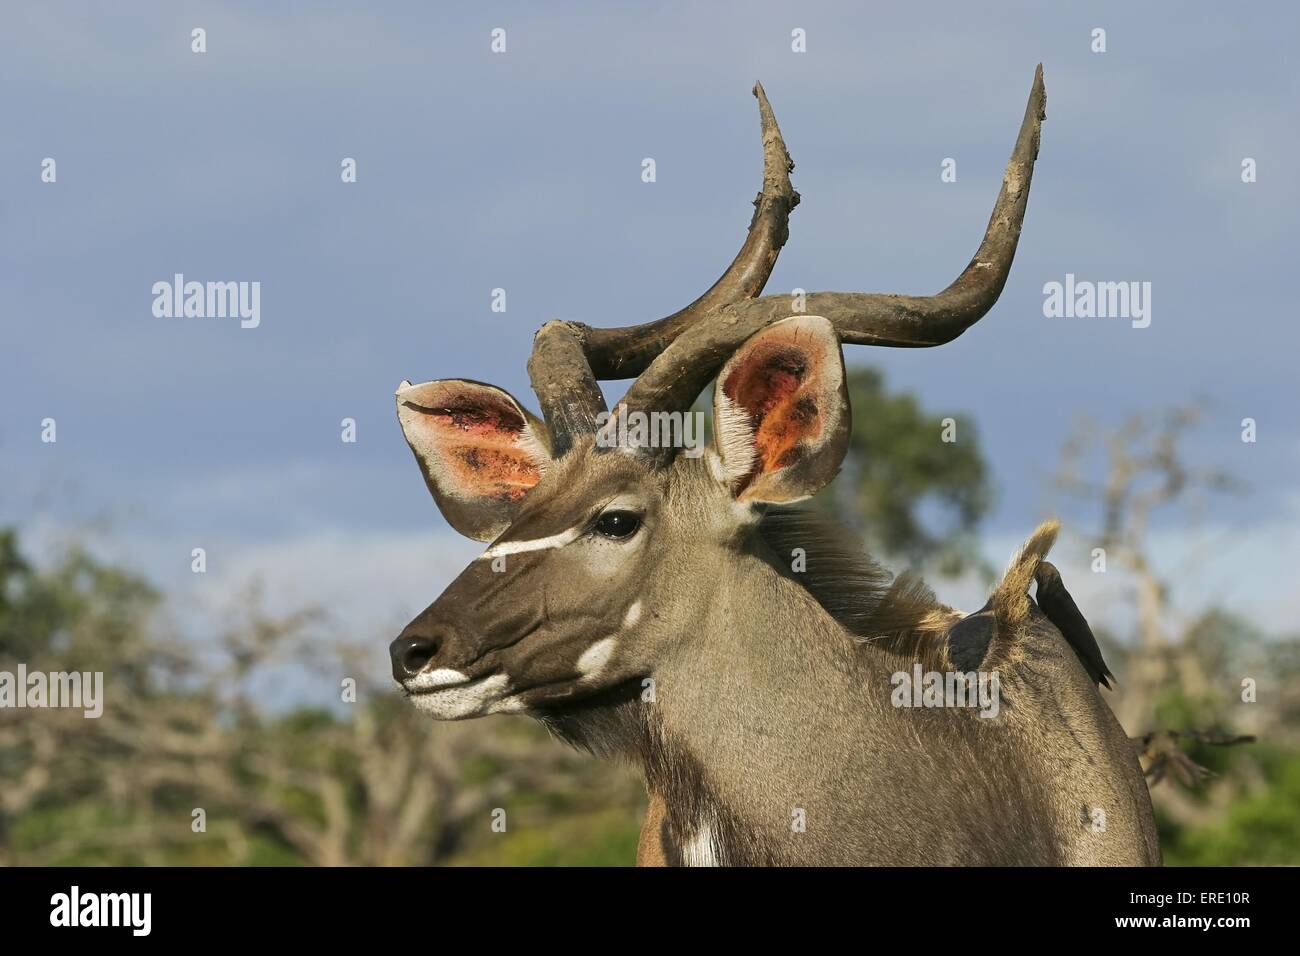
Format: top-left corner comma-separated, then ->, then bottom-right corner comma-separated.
1033,560 -> 1114,688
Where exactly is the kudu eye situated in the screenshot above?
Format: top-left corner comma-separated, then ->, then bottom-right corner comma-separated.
594,510 -> 641,539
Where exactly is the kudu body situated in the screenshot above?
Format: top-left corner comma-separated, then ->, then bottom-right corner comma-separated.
389,67 -> 1161,865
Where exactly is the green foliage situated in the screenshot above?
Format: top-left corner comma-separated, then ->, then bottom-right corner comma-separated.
446,807 -> 642,867
0,528 -> 159,667
1159,746 -> 1300,866
0,528 -> 645,866
1,383 -> 1295,868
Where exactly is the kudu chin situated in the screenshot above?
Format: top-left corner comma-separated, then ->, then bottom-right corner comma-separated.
388,65 -> 1161,866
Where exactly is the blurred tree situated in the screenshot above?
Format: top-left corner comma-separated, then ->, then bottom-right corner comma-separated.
814,367 -> 993,577
5,391 -> 1295,867
1050,403 -> 1245,735
0,532 -> 642,866
1049,403 -> 1299,864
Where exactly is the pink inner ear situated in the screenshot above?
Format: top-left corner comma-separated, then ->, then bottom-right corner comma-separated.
406,396 -> 541,503
723,340 -> 827,477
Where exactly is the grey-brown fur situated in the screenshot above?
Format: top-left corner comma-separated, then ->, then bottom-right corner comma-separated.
402,444 -> 1159,865
390,68 -> 1160,865
630,465 -> 1149,864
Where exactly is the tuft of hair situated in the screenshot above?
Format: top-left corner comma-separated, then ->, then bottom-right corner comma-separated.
516,425 -> 553,472
991,519 -> 1061,628
757,508 -> 955,667
714,390 -> 758,486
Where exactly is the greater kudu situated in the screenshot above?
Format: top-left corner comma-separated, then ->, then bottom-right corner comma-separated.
389,66 -> 1161,865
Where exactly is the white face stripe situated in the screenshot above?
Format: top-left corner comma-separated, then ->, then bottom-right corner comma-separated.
623,601 -> 642,627
477,525 -> 583,560
577,636 -> 617,677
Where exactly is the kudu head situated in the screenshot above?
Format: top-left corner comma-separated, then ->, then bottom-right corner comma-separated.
390,68 -> 1046,721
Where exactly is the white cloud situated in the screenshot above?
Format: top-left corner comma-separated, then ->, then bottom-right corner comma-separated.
201,526 -> 481,637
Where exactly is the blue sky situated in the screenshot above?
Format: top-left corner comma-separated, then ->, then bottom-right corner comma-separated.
3,2 -> 1297,645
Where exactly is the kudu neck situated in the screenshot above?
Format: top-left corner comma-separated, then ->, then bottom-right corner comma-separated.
655,544 -> 894,735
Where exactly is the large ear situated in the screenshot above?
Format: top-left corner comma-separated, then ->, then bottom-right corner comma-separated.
712,315 -> 850,504
396,379 -> 552,541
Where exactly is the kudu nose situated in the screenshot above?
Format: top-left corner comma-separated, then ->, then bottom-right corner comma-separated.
389,633 -> 441,682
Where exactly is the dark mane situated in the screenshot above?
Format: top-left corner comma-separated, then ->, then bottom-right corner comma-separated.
756,507 -> 958,669
537,687 -> 771,866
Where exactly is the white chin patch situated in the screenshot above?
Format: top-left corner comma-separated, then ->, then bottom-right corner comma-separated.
407,673 -> 510,719
487,694 -> 530,715
405,667 -> 472,692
